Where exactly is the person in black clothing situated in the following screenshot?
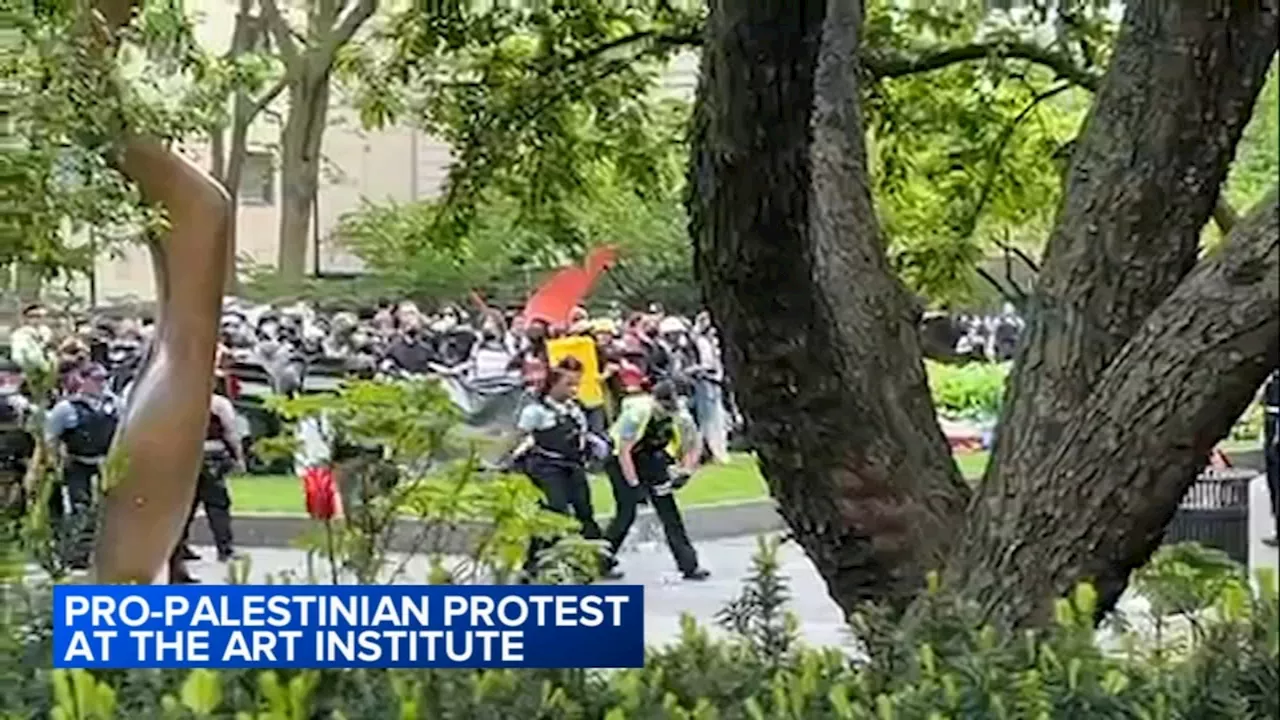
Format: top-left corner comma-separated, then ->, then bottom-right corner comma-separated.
385,316 -> 435,373
603,375 -> 709,581
1264,369 -> 1279,547
510,356 -> 618,581
168,380 -> 246,583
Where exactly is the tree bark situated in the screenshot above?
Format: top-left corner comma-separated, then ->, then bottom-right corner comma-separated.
688,0 -> 968,614
276,72 -> 329,280
260,0 -> 376,281
944,189 -> 1279,628
691,0 -> 1280,625
970,0 -> 1279,618
210,0 -> 281,294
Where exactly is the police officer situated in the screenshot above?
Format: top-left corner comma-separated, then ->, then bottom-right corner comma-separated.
1264,368 -> 1278,547
510,356 -> 617,581
603,372 -> 710,581
44,362 -> 120,569
168,376 -> 245,583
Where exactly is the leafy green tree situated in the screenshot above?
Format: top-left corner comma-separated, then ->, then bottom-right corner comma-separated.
336,1 -> 1278,631
342,0 -> 1128,307
0,0 -> 221,288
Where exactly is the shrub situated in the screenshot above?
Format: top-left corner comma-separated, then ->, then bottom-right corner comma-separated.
924,361 -> 1009,420
922,362 -> 1264,445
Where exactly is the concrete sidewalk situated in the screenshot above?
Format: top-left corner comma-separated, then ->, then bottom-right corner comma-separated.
188,499 -> 788,553
180,535 -> 857,651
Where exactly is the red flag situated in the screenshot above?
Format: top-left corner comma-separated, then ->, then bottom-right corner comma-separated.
521,246 -> 617,328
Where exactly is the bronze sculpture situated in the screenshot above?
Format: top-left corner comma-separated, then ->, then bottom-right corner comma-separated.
88,0 -> 233,584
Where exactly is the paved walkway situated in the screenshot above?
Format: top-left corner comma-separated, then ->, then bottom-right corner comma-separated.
180,534 -> 857,650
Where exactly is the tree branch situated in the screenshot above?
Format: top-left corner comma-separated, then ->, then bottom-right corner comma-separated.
257,0 -> 299,65
247,76 -> 288,119
948,187 -> 1279,628
864,39 -> 1102,90
959,82 -> 1071,241
319,0 -> 377,61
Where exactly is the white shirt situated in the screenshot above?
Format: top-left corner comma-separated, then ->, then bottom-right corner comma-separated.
9,326 -> 50,373
694,334 -> 725,383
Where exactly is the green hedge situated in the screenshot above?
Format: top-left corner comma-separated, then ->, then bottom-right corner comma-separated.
924,362 -> 1266,442
3,540 -> 1277,720
925,361 -> 1009,420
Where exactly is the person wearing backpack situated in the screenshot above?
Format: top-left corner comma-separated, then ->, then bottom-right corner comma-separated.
44,362 -> 120,569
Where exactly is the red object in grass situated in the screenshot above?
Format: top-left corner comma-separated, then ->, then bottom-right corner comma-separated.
302,465 -> 338,520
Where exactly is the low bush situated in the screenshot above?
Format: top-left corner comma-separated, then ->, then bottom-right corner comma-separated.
924,361 -> 1009,420
923,361 -> 1266,444
2,540 -> 1277,719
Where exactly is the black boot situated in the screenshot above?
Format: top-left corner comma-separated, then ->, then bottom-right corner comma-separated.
168,558 -> 200,584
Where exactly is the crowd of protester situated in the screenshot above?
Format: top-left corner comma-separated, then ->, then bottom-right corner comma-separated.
0,296 -> 741,579
1,295 -> 1276,580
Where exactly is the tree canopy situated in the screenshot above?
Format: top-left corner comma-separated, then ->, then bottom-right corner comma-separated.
339,0 -> 1270,309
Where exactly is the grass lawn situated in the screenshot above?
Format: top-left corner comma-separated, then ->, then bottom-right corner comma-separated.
227,440 -> 1262,515
229,454 -> 771,517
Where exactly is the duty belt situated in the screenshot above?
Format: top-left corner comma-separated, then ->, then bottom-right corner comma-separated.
68,455 -> 106,465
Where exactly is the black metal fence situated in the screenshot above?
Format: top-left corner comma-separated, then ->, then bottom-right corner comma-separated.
1163,468 -> 1258,566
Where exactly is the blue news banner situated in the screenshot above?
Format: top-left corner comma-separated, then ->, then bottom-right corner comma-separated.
53,585 -> 644,669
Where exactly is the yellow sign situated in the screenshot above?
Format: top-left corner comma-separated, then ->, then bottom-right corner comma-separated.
547,336 -> 604,408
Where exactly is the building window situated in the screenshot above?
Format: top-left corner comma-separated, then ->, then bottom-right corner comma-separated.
239,151 -> 275,206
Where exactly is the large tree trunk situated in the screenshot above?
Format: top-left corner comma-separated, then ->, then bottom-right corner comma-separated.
960,0 -> 1279,623
275,73 -> 329,281
258,0 -> 375,281
690,0 -> 1279,625
688,0 -> 968,614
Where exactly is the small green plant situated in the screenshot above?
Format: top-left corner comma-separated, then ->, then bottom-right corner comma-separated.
258,377 -> 598,586
924,361 -> 1009,420
716,535 -> 799,666
1133,542 -> 1250,618
2,535 -> 1279,718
